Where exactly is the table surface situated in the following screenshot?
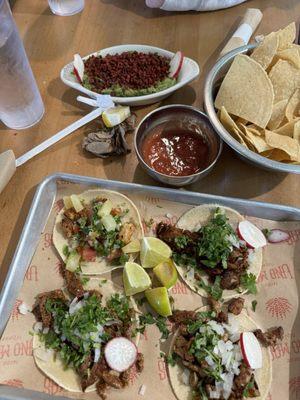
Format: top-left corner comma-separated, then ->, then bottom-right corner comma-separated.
0,0 -> 299,287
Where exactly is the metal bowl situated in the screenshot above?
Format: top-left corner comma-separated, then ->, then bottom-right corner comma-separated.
134,104 -> 222,186
204,44 -> 300,174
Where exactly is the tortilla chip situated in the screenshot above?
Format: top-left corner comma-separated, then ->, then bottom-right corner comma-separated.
277,47 -> 300,69
293,120 -> 300,142
277,22 -> 296,51
241,127 -> 272,153
247,126 -> 264,136
215,54 -> 274,128
265,130 -> 299,160
269,59 -> 300,102
251,32 -> 279,69
267,99 -> 288,130
286,89 -> 300,121
219,106 -> 247,146
274,119 -> 300,137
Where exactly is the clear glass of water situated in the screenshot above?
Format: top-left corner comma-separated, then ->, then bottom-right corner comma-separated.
0,0 -> 44,130
48,0 -> 85,16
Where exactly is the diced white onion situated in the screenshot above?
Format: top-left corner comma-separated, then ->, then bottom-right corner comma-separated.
33,322 -> 43,333
69,298 -> 84,315
138,384 -> 147,396
18,302 -> 32,315
43,327 -> 49,334
180,368 -> 190,386
208,320 -> 225,336
94,347 -> 101,363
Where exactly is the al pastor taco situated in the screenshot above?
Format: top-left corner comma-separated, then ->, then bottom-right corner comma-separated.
157,205 -> 264,299
167,298 -> 283,400
32,277 -> 143,398
53,189 -> 143,275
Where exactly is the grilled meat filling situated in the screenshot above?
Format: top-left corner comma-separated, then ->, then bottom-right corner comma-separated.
254,327 -> 284,347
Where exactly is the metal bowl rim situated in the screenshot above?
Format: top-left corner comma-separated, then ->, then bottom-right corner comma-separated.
134,104 -> 223,180
204,44 -> 300,174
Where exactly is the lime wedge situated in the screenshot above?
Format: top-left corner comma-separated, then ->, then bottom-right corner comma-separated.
145,287 -> 172,317
153,259 -> 178,289
140,237 -> 172,269
122,239 -> 141,254
123,262 -> 151,296
102,106 -> 130,128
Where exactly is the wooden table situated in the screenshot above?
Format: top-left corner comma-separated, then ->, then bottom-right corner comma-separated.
0,0 -> 299,287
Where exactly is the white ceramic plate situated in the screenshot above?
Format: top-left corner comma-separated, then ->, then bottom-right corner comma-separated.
60,44 -> 200,106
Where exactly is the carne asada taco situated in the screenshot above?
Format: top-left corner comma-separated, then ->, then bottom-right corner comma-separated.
53,189 -> 143,275
32,278 -> 143,397
167,299 -> 283,400
157,205 -> 264,299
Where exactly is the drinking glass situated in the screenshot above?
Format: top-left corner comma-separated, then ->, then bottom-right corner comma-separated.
0,0 -> 44,130
48,0 -> 85,16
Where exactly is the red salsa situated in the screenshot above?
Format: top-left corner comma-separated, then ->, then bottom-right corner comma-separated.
141,124 -> 210,176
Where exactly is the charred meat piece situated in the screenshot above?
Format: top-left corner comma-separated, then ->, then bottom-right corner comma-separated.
228,297 -> 245,315
120,368 -> 131,387
86,289 -> 103,301
174,335 -> 194,362
169,310 -> 197,325
64,207 -> 80,221
254,326 -> 284,347
234,361 -> 252,389
78,356 -> 99,391
182,360 -> 208,378
216,310 -> 228,324
61,217 -> 79,238
247,376 -> 261,397
227,247 -> 249,273
101,370 -> 123,389
96,381 -> 108,400
118,222 -> 135,245
135,353 -> 144,373
63,269 -> 85,298
33,289 -> 66,327
220,270 -> 240,290
208,296 -> 222,314
156,222 -> 201,254
104,323 -> 122,339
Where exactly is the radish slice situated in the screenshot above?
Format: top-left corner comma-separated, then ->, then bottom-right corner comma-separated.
169,51 -> 184,79
73,54 -> 85,83
104,337 -> 137,372
267,229 -> 290,243
240,332 -> 262,369
238,221 -> 267,249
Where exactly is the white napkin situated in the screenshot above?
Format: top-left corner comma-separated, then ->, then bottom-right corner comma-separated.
147,0 -> 247,11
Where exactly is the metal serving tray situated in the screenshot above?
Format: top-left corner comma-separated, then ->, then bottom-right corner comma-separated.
1,172 -> 300,400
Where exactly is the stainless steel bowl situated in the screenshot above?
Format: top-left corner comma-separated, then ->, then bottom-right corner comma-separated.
134,104 -> 222,186
204,44 -> 300,174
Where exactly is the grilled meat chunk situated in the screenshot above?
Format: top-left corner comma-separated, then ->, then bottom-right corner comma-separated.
136,353 -> 144,373
174,335 -> 194,362
228,297 -> 245,315
32,289 -> 66,327
227,247 -> 249,272
169,310 -> 197,325
61,217 -> 79,238
234,361 -> 252,389
216,310 -> 228,323
254,326 -> 284,347
63,269 -> 85,298
96,381 -> 108,400
220,270 -> 240,290
156,222 -> 201,254
182,360 -> 209,378
101,370 -> 123,389
118,222 -> 135,245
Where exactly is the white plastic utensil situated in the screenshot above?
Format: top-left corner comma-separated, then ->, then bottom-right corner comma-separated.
0,107 -> 103,194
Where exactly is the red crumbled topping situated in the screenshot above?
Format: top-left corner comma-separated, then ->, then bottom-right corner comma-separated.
84,51 -> 171,94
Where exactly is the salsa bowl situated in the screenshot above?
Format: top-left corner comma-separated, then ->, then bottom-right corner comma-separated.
134,104 -> 222,186
61,44 -> 200,106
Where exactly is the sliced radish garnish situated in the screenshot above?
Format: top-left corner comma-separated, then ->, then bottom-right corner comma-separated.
240,332 -> 262,370
104,337 -> 137,372
73,54 -> 85,83
169,51 -> 184,79
238,220 -> 267,249
267,229 -> 290,243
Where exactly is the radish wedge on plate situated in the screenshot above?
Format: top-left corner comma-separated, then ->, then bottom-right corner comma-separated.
169,51 -> 184,78
267,229 -> 290,243
73,54 -> 85,83
104,337 -> 137,372
238,220 -> 267,249
240,332 -> 262,370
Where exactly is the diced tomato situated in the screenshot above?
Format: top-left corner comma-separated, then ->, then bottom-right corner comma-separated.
81,247 -> 96,262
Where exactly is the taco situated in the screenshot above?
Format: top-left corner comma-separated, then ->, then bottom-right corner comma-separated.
167,299 -> 283,400
157,205 -> 264,299
53,189 -> 143,275
32,277 -> 143,398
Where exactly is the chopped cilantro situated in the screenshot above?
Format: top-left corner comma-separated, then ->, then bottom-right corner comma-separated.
251,300 -> 258,312
262,228 -> 270,239
243,380 -> 255,397
80,277 -> 90,285
240,272 -> 257,294
174,235 -> 189,249
198,276 -> 223,301
137,313 -> 170,340
166,352 -> 178,367
144,218 -> 154,229
137,297 -> 147,306
187,311 -> 216,334
62,245 -> 70,257
197,208 -> 236,269
119,253 -> 129,265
